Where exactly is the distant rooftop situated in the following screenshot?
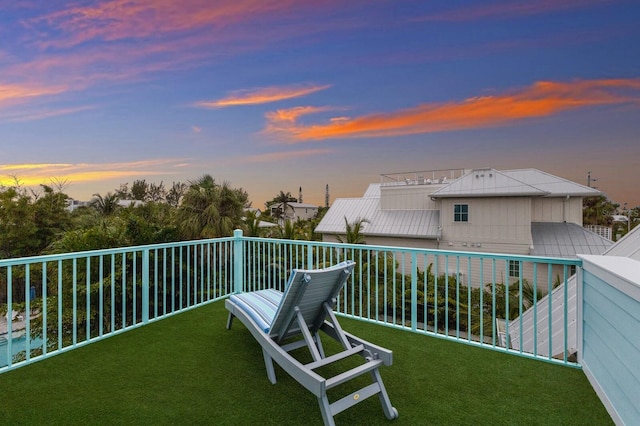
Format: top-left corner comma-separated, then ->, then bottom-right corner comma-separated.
380,167 -> 600,198
380,168 -> 469,186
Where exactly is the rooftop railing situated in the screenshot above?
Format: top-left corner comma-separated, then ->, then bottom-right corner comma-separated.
2,231 -> 634,423
380,168 -> 468,186
1,231 -> 580,372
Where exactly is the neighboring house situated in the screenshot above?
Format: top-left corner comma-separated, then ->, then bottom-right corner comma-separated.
66,198 -> 88,212
270,202 -> 319,224
315,167 -> 612,283
117,199 -> 145,208
507,224 -> 640,359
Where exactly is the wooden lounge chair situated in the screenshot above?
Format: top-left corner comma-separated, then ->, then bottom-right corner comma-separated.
225,261 -> 398,425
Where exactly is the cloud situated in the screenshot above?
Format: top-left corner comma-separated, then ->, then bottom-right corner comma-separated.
264,78 -> 640,142
1,105 -> 95,122
0,159 -> 189,187
415,0 -> 611,22
0,83 -> 68,106
194,84 -> 331,108
28,0 -> 327,48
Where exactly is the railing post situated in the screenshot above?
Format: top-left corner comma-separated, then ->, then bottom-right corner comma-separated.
142,248 -> 150,324
411,252 -> 418,331
233,229 -> 244,294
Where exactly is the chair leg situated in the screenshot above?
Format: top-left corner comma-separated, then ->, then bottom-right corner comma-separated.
226,313 -> 234,330
370,368 -> 398,420
313,332 -> 326,358
318,395 -> 336,426
262,348 -> 277,384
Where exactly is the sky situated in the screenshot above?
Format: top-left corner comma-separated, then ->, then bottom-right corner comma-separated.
1,0 -> 639,210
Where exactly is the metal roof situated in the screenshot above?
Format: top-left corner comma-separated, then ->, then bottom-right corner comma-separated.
531,222 -> 612,258
430,168 -> 601,198
604,224 -> 640,260
430,168 -> 547,198
314,197 -> 440,238
502,169 -> 600,197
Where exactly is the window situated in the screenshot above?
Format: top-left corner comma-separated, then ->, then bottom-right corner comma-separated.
508,260 -> 520,278
454,204 -> 469,222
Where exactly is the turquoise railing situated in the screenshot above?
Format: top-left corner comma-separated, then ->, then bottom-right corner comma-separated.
1,230 -> 581,373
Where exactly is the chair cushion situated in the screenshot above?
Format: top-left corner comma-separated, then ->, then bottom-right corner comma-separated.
229,289 -> 283,333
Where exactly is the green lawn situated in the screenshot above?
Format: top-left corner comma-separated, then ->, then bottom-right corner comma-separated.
0,301 -> 612,425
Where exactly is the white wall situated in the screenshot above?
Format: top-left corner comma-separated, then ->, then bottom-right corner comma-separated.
440,197 -> 532,248
380,184 -> 443,210
531,197 -> 583,224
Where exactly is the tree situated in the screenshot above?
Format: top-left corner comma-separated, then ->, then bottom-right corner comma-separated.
166,181 -> 187,207
335,217 -> 369,244
267,191 -> 297,224
583,195 -> 618,226
177,175 -> 248,239
89,192 -> 120,216
131,179 -> 148,201
244,210 -> 262,237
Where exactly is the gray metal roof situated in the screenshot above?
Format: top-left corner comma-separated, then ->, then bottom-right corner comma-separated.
604,224 -> 640,261
502,169 -> 600,197
431,168 -> 547,198
315,197 -> 440,238
430,168 -> 601,198
531,222 -> 612,258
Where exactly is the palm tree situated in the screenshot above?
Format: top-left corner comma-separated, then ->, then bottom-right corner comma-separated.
177,175 -> 247,239
244,210 -> 262,237
583,195 -> 618,226
336,216 -> 369,244
269,191 -> 296,224
89,192 -> 120,216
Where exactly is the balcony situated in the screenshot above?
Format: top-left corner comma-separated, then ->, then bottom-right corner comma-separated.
1,231 -> 637,424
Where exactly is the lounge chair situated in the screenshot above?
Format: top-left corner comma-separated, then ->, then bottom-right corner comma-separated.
226,261 -> 398,425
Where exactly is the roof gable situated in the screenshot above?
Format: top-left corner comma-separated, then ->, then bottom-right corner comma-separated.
431,168 -> 547,198
502,169 -> 600,197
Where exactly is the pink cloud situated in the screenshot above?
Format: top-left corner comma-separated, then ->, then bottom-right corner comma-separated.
195,84 -> 331,108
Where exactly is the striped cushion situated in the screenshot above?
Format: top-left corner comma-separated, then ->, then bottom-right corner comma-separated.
229,289 -> 283,333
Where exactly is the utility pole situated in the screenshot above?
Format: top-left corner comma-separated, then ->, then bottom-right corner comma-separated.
587,171 -> 598,189
624,202 -> 630,233
325,184 -> 329,208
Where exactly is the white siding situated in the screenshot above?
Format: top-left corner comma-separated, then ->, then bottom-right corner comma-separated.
531,197 -> 583,224
440,198 -> 532,247
380,184 -> 443,210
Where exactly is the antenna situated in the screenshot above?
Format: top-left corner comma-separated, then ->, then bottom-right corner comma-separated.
587,171 -> 598,189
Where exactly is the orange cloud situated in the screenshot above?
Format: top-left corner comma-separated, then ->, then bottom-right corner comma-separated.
0,159 -> 188,187
195,84 -> 331,108
0,83 -> 67,106
264,78 -> 640,141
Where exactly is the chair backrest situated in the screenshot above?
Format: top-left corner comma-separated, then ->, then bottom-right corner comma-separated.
268,261 -> 355,341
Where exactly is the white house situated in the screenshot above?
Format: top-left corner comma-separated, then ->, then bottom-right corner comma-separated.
315,167 -> 612,286
270,202 -> 319,224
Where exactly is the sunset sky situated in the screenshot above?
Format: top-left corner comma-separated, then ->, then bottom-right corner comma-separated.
1,0 -> 639,209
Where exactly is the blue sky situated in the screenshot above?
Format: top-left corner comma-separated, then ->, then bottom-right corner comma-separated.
1,0 -> 639,209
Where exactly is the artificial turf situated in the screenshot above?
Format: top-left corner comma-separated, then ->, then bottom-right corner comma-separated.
0,301 -> 612,425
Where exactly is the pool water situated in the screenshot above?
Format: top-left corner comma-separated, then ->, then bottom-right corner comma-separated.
0,334 -> 44,367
